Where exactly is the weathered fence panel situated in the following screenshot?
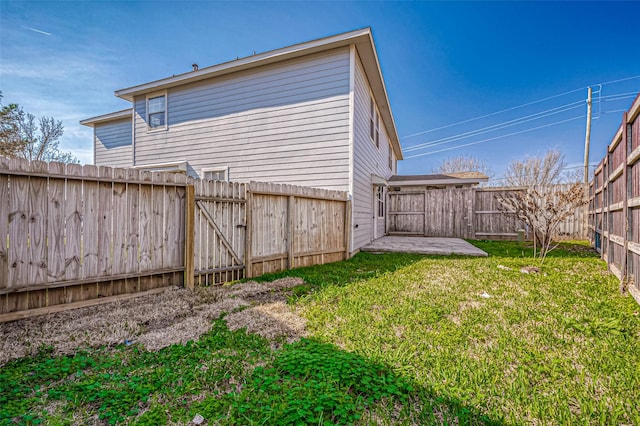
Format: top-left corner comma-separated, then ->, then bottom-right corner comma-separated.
0,158 -> 187,318
590,93 -> 640,304
247,181 -> 349,277
388,185 -> 586,240
0,158 -> 350,320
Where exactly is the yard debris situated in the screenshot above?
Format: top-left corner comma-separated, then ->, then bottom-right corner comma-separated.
0,277 -> 308,365
497,264 -> 512,270
520,266 -> 540,274
192,413 -> 205,425
480,292 -> 491,299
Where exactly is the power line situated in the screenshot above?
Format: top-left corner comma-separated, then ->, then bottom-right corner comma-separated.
597,75 -> 640,86
404,101 -> 583,153
401,87 -> 585,139
405,115 -> 584,159
402,78 -> 640,140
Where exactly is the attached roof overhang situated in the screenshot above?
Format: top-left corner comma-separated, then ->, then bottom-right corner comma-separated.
80,109 -> 132,127
113,28 -> 403,159
388,173 -> 488,187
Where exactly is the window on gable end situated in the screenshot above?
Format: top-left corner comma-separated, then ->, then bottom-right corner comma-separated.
370,96 -> 379,148
388,145 -> 394,171
147,93 -> 166,129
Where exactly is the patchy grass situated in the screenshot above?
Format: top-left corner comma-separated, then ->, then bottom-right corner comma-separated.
1,242 -> 639,425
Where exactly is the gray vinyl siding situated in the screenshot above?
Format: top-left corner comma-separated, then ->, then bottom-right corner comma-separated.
133,48 -> 351,190
94,118 -> 132,167
352,53 -> 394,251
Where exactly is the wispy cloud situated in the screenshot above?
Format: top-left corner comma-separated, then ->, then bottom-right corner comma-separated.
21,25 -> 52,36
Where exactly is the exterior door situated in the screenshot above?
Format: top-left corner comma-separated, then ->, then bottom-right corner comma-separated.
372,185 -> 385,240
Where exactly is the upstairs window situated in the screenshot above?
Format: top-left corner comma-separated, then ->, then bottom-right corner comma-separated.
147,93 -> 166,129
369,97 -> 379,148
388,146 -> 394,171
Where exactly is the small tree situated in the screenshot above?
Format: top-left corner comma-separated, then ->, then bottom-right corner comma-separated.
497,183 -> 586,263
0,96 -> 78,163
502,149 -> 565,186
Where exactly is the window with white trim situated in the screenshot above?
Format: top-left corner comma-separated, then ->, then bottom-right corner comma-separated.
376,186 -> 384,218
388,146 -> 394,171
202,167 -> 229,181
369,97 -> 380,148
147,93 -> 166,129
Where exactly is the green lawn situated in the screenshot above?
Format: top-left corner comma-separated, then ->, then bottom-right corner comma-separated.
1,241 -> 639,425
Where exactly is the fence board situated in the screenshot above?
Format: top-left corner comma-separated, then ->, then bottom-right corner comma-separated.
8,158 -> 30,287
65,164 -> 82,280
98,167 -> 113,277
47,162 -> 65,282
112,168 -> 128,275
82,165 -> 99,278
0,158 -> 8,288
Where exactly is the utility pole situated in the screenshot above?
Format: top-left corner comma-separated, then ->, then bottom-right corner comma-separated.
583,86 -> 593,185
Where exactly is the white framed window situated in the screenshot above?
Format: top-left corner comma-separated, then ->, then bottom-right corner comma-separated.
376,186 -> 384,218
201,166 -> 229,181
369,96 -> 380,148
388,146 -> 394,171
146,91 -> 167,130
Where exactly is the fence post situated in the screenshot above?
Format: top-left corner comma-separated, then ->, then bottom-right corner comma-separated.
184,184 -> 195,290
344,199 -> 352,259
623,112 -> 631,280
287,195 -> 295,269
245,185 -> 253,279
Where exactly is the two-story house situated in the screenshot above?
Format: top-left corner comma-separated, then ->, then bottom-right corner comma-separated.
82,28 -> 403,252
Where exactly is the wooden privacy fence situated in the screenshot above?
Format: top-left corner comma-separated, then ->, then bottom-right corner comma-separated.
589,93 -> 640,302
0,157 -> 187,318
387,185 -> 587,240
0,158 -> 350,320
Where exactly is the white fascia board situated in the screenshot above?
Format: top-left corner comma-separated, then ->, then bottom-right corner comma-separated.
80,109 -> 132,127
390,178 -> 486,186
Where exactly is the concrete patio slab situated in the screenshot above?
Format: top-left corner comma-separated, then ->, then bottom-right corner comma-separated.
361,236 -> 488,257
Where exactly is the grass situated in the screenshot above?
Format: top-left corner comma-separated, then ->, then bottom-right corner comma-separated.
1,241 -> 639,425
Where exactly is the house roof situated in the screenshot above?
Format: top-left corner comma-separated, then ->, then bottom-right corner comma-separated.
80,108 -> 132,127
112,28 -> 403,159
388,172 -> 488,186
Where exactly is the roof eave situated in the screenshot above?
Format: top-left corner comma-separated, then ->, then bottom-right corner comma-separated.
80,109 -> 132,127
114,28 -> 372,102
390,178 -> 488,186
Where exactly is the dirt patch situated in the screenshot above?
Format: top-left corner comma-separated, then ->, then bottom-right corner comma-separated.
225,301 -> 307,343
0,277 -> 307,365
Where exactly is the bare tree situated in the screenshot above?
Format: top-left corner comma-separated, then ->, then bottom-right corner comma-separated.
434,155 -> 494,179
0,97 -> 78,163
498,184 -> 586,263
502,149 -> 565,186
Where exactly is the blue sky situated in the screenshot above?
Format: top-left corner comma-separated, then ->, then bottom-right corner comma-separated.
1,1 -> 639,179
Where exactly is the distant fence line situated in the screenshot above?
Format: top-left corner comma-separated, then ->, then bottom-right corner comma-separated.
0,157 -> 349,321
589,93 -> 640,303
388,185 -> 587,240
